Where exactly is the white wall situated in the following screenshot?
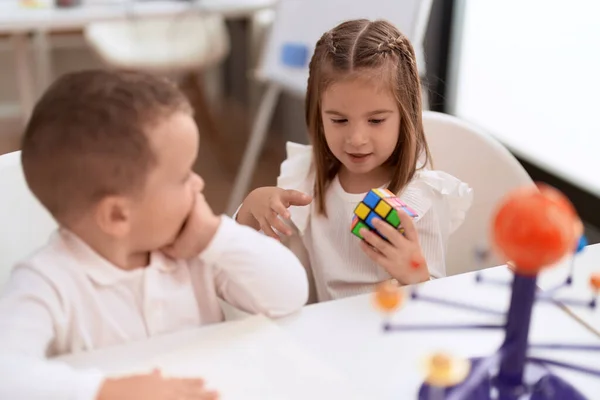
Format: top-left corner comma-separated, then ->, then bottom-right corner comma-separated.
448,0 -> 600,196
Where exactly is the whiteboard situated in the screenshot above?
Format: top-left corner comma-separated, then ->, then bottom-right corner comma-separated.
257,0 -> 432,96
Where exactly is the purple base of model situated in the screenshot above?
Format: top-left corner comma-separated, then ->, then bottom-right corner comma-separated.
417,358 -> 587,400
384,237 -> 600,400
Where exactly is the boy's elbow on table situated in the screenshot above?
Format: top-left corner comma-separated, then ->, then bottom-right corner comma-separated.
217,233 -> 310,318
252,242 -> 310,318
260,255 -> 310,318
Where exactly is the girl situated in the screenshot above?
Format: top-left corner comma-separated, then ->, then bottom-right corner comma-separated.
236,19 -> 473,302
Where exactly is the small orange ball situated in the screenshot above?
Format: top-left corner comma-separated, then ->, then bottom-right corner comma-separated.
373,279 -> 403,312
423,351 -> 471,387
431,353 -> 452,373
492,184 -> 580,275
590,273 -> 600,293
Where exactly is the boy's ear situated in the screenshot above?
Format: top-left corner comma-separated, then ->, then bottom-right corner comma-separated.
94,195 -> 133,238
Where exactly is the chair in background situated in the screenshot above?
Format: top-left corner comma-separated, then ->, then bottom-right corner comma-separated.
0,151 -> 56,290
422,111 -> 534,276
84,12 -> 231,166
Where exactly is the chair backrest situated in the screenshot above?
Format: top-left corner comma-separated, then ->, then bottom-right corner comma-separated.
0,151 -> 56,290
422,111 -> 534,276
84,14 -> 230,72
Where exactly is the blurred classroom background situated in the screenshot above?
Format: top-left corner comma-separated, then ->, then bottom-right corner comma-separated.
0,0 -> 598,242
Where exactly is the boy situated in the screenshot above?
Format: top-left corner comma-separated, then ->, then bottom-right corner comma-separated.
0,70 -> 309,400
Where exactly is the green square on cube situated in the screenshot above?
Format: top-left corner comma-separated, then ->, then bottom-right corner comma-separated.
386,209 -> 400,228
351,219 -> 369,239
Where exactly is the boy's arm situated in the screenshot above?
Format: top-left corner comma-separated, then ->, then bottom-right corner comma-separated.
0,267 -> 105,400
200,216 -> 309,318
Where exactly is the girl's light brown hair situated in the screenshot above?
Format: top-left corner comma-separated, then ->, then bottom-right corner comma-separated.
306,19 -> 432,214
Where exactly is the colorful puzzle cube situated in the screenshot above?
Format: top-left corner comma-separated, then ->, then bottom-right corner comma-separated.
351,188 -> 418,240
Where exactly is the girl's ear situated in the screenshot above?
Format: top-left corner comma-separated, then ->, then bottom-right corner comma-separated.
93,195 -> 133,238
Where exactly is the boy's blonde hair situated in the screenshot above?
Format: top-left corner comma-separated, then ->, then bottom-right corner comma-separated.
21,70 -> 193,223
306,19 -> 432,214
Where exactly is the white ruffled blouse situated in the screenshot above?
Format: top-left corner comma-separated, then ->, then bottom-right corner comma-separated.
277,142 -> 474,302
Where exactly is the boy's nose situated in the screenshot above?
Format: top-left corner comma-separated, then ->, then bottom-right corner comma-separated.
192,174 -> 205,193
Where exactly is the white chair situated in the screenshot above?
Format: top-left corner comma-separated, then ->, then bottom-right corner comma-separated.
84,13 -> 230,74
422,111 -> 534,276
0,151 -> 57,290
84,12 -> 230,163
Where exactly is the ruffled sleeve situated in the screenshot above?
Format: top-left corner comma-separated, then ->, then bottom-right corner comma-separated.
399,169 -> 473,278
276,142 -> 315,235
401,169 -> 473,234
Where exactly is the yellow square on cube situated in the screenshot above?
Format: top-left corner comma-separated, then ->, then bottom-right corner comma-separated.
374,200 -> 392,217
372,188 -> 387,198
355,202 -> 370,219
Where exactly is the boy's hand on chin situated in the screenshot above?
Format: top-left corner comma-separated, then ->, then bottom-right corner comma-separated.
162,193 -> 221,260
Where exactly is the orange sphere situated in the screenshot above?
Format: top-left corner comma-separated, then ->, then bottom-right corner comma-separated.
590,273 -> 600,293
492,184 -> 580,274
373,279 -> 403,312
424,352 -> 470,387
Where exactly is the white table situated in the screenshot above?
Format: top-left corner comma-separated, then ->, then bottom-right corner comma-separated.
0,0 -> 276,123
538,243 -> 600,336
0,0 -> 276,32
57,260 -> 600,399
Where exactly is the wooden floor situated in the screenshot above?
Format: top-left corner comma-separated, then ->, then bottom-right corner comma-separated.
0,95 -> 287,216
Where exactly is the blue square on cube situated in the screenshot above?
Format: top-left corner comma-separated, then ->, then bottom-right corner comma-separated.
281,43 -> 309,68
363,191 -> 380,209
365,211 -> 381,229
